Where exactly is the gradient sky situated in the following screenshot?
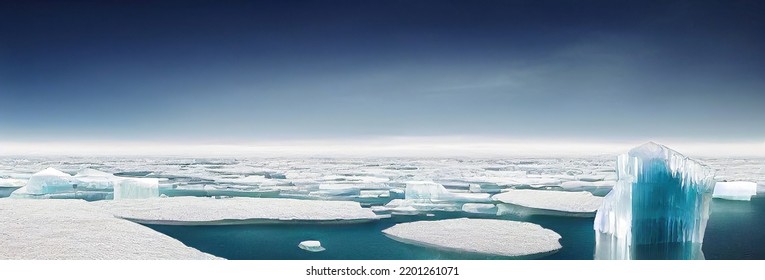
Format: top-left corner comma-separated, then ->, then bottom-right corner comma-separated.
1,0 -> 764,143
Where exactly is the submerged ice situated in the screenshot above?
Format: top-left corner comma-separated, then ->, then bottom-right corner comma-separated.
594,142 -> 715,260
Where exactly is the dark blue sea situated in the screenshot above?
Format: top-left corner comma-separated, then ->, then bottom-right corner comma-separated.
146,197 -> 765,260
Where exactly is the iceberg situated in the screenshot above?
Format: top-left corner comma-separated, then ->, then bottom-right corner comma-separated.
25,167 -> 78,194
382,218 -> 561,258
0,199 -> 219,260
594,142 -> 715,260
92,197 -> 386,225
10,167 -> 159,200
298,240 -> 326,252
712,181 -> 757,201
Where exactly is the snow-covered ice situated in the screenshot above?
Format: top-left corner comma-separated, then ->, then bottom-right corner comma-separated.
493,189 -> 603,216
461,203 -> 498,215
92,197 -> 385,225
114,178 -> 160,199
713,181 -> 757,201
0,199 -> 219,260
405,181 -> 490,202
382,218 -> 561,258
298,240 -> 326,252
594,142 -> 715,260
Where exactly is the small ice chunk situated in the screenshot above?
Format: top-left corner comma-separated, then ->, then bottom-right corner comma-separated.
493,189 -> 603,215
298,240 -> 325,252
461,203 -> 498,215
382,218 -> 561,258
713,181 -> 757,201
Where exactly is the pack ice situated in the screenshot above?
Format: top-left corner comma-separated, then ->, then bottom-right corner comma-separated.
713,181 -> 757,201
382,218 -> 561,258
594,142 -> 715,260
0,199 -> 219,260
9,167 -> 158,200
493,189 -> 603,217
92,197 -> 385,225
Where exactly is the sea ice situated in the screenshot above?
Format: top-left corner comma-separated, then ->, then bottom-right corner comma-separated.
405,181 -> 490,202
461,203 -> 498,215
298,240 -> 326,252
492,189 -> 603,216
0,199 -> 219,260
382,218 -> 561,258
92,197 -> 385,225
712,181 -> 757,201
594,142 -> 715,260
114,178 -> 160,200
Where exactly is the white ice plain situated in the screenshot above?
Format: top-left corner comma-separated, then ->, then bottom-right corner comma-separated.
382,218 -> 561,258
0,199 -> 219,260
493,189 -> 604,216
91,197 -> 385,225
713,181 -> 757,201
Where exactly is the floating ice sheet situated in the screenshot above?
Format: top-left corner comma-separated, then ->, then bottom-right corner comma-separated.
0,199 -> 219,260
382,218 -> 561,258
493,189 -> 603,215
405,181 -> 490,202
92,197 -> 385,225
713,181 -> 757,201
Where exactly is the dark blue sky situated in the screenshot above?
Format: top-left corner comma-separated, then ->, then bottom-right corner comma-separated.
1,0 -> 764,143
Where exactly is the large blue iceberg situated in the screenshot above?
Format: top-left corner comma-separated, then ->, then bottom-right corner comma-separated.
594,142 -> 715,259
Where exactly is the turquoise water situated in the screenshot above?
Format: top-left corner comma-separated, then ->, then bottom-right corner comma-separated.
148,197 -> 765,260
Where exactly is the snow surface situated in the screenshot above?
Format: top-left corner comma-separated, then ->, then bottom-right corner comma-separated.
0,199 -> 219,260
713,181 -> 757,201
382,218 -> 561,258
405,181 -> 490,202
461,203 -> 498,215
493,189 -> 603,214
92,197 -> 385,225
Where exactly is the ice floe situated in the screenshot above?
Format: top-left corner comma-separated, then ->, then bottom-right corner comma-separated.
298,240 -> 326,252
493,189 -> 603,216
382,218 -> 561,258
92,197 -> 385,225
0,199 -> 219,260
461,203 -> 498,215
713,181 -> 757,201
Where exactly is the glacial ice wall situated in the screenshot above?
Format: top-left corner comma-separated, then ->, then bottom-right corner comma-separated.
594,142 -> 715,260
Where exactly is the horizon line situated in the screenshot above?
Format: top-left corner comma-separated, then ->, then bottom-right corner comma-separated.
2,137 -> 764,158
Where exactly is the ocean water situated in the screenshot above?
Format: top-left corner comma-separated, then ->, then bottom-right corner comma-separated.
147,197 -> 765,260
2,156 -> 763,259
